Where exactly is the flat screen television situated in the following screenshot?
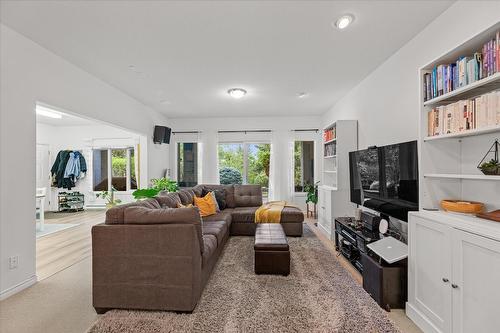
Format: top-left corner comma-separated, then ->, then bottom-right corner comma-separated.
349,140 -> 418,222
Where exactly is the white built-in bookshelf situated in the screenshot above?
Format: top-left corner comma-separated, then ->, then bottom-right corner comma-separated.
419,22 -> 500,217
317,120 -> 357,238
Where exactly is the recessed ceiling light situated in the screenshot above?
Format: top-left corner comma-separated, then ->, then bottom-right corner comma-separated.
227,88 -> 247,99
128,65 -> 136,70
36,105 -> 62,119
334,14 -> 354,30
298,92 -> 308,98
160,100 -> 171,105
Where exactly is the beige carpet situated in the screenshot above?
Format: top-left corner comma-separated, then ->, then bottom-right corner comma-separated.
88,225 -> 400,333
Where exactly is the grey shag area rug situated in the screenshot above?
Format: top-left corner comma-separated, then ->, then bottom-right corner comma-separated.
88,225 -> 400,333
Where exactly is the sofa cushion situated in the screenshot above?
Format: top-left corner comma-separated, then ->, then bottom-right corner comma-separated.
198,184 -> 235,208
202,221 -> 228,246
231,206 -> 259,223
234,185 -> 262,207
281,207 -> 305,223
177,188 -> 196,205
123,206 -> 204,253
200,188 -> 225,210
230,206 -> 304,224
202,234 -> 218,266
105,198 -> 161,225
123,206 -> 200,225
193,193 -> 217,217
202,211 -> 232,225
155,192 -> 181,208
192,185 -> 204,197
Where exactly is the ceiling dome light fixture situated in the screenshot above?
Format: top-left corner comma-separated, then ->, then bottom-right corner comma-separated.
334,14 -> 354,30
228,88 -> 247,99
297,92 -> 308,98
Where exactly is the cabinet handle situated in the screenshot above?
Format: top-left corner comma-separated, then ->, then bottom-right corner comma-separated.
442,278 -> 449,283
451,284 -> 459,289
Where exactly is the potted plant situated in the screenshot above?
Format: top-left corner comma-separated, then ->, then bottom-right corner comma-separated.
479,159 -> 500,175
96,187 -> 122,208
304,181 -> 320,219
132,177 -> 179,200
478,140 -> 500,176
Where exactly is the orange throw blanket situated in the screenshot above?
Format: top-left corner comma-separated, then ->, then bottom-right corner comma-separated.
255,201 -> 297,223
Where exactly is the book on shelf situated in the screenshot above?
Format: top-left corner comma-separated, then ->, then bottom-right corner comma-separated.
324,142 -> 336,157
323,127 -> 336,142
427,90 -> 500,137
423,29 -> 499,102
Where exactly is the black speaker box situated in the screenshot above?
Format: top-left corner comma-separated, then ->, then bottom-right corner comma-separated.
361,211 -> 381,232
153,125 -> 171,144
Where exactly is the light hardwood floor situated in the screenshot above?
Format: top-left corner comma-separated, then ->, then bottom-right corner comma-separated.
36,209 -> 105,280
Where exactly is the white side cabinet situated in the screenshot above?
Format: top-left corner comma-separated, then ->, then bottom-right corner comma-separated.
407,211 -> 500,333
317,186 -> 332,237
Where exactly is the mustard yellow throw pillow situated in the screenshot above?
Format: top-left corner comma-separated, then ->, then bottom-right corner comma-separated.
193,192 -> 217,217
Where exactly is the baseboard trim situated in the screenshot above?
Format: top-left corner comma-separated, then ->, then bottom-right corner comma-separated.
406,302 -> 441,333
317,222 -> 331,239
0,274 -> 38,301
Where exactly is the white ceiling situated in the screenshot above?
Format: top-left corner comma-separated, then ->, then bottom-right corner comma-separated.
1,1 -> 453,118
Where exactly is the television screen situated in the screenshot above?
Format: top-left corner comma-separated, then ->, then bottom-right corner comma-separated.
349,141 -> 418,222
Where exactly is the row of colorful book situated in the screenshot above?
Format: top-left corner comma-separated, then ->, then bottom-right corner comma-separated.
323,128 -> 336,142
427,90 -> 500,137
423,30 -> 499,102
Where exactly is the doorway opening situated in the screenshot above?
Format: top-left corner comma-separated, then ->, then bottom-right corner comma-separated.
35,103 -> 148,280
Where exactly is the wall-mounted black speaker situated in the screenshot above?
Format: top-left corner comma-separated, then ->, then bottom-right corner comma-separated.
153,125 -> 171,144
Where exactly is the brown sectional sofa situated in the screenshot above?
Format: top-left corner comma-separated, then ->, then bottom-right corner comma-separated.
92,184 -> 304,313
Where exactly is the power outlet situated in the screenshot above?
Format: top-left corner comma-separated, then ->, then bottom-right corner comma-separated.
9,256 -> 19,270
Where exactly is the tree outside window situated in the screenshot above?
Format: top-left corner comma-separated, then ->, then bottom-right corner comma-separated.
93,147 -> 138,192
218,143 -> 270,196
294,141 -> 315,192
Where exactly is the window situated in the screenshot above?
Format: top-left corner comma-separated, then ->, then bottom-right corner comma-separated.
177,142 -> 198,187
294,141 -> 315,192
218,143 -> 270,196
93,149 -> 108,191
93,147 -> 138,192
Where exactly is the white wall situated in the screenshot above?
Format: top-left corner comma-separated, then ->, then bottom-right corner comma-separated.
169,116 -> 323,207
36,122 -> 148,210
0,24 -> 170,299
323,1 -> 500,149
321,1 -> 500,238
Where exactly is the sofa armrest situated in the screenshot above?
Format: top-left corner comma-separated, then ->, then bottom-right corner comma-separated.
92,223 -> 203,312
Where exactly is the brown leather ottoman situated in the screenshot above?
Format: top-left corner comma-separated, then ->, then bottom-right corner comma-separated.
254,224 -> 290,276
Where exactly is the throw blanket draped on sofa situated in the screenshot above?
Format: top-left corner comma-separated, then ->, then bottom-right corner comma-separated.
255,201 -> 297,223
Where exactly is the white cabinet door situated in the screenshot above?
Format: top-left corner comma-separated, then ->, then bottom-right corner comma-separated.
323,189 -> 332,225
317,187 -> 332,237
451,229 -> 500,333
409,215 -> 452,333
317,187 -> 325,224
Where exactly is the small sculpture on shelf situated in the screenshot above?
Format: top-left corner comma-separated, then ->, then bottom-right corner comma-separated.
477,139 -> 500,176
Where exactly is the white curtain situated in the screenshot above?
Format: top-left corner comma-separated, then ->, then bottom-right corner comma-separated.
268,130 -> 294,202
199,130 -> 219,184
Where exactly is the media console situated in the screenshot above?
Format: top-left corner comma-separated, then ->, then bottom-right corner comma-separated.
333,217 -> 379,273
334,217 -> 407,311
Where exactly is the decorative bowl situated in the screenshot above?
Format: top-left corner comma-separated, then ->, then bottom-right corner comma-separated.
441,200 -> 485,214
